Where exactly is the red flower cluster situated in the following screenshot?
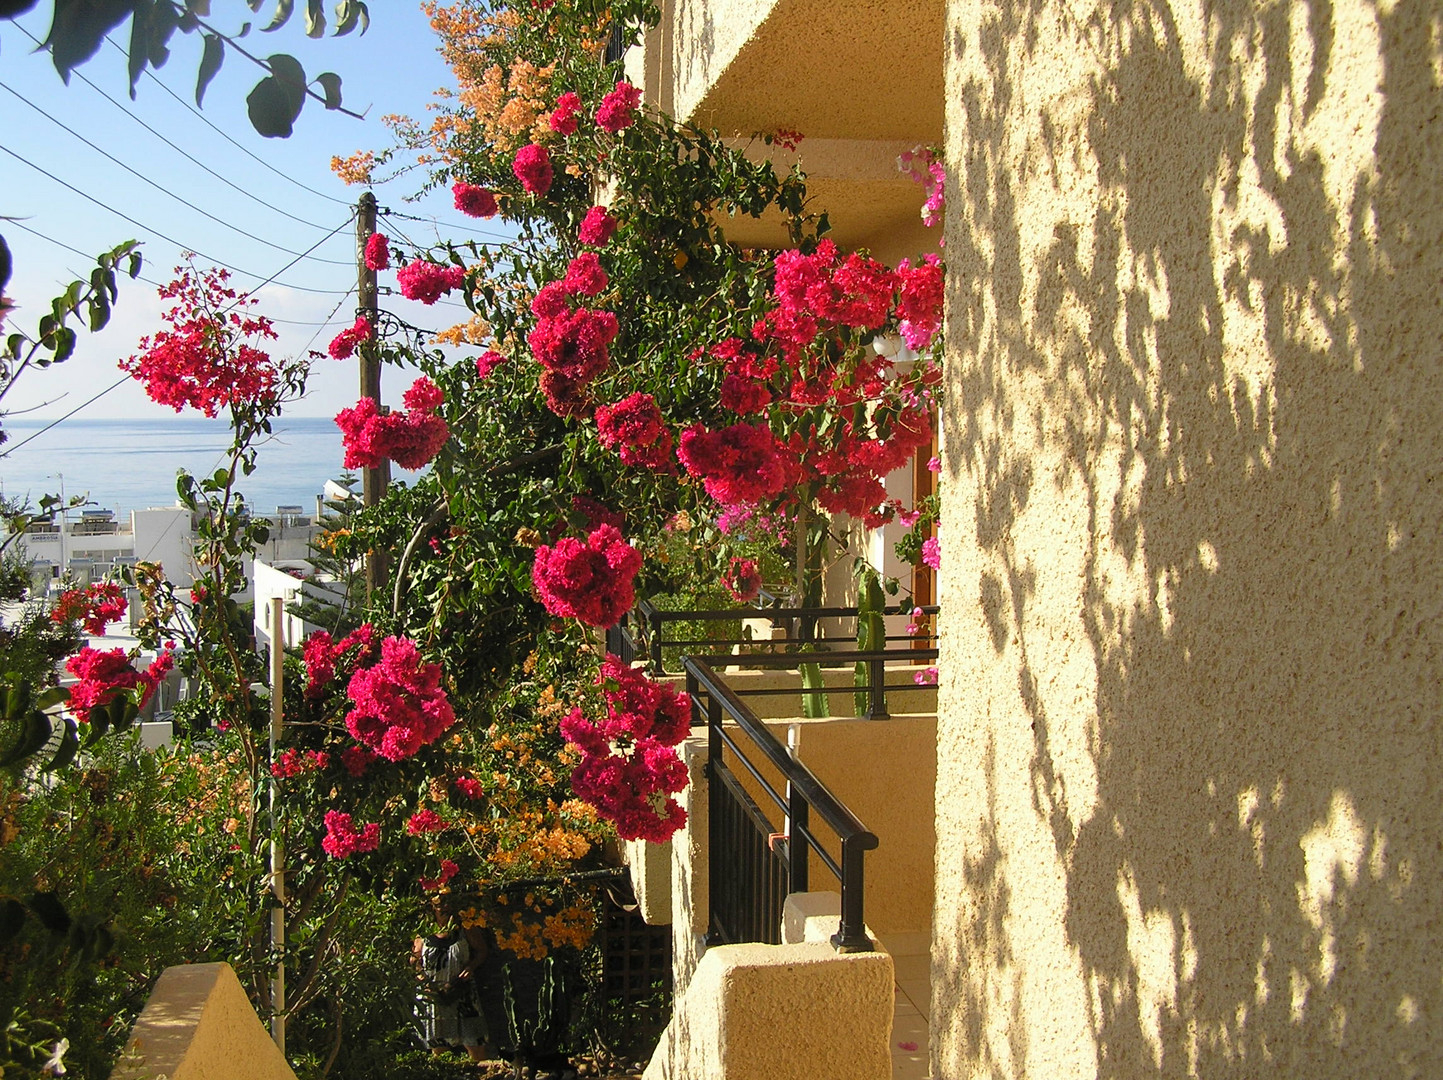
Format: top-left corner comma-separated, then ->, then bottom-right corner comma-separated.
302,624 -> 378,700
453,180 -> 499,219
895,254 -> 944,351
419,859 -> 459,891
65,646 -> 173,719
271,748 -> 329,778
722,557 -> 762,602
454,775 -> 485,801
406,808 -> 447,835
364,232 -> 390,271
344,635 -> 456,761
321,810 -> 381,859
335,378 -> 449,470
595,392 -> 673,470
513,143 -> 553,195
341,745 -> 378,778
578,205 -> 617,247
596,81 -> 641,133
51,583 -> 127,635
562,252 -> 608,296
560,656 -> 690,842
122,265 -> 279,417
677,423 -> 798,507
475,349 -> 506,379
327,316 -> 372,360
550,90 -> 581,135
531,523 -> 642,628
396,261 -> 467,305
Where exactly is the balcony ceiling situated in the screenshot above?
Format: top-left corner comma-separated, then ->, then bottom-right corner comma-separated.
677,0 -> 944,145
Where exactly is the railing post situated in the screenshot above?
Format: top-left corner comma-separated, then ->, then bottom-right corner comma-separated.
866,655 -> 889,720
650,608 -> 664,674
831,838 -> 871,952
788,784 -> 809,894
705,683 -> 725,946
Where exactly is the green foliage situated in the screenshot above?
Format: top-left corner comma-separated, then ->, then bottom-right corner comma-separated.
6,1 -> 368,138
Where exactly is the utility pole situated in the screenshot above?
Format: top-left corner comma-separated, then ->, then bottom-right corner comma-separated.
356,191 -> 389,597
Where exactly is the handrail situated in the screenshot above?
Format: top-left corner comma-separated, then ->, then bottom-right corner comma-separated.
687,654 -> 889,952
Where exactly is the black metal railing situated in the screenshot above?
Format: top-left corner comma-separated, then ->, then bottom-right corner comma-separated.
684,648 -> 937,952
605,597 -> 940,675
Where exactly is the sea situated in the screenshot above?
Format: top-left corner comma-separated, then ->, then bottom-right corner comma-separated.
0,416 -> 422,518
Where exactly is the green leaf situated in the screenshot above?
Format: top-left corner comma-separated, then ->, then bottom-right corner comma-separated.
0,234 -> 10,294
261,0 -> 294,32
45,0 -> 133,83
333,0 -> 367,36
26,892 -> 70,934
196,33 -> 224,107
185,0 -> 212,16
304,0 -> 325,36
314,71 -> 342,110
0,710 -> 51,767
0,2 -> 40,19
45,718 -> 79,772
246,53 -> 306,138
51,326 -> 77,363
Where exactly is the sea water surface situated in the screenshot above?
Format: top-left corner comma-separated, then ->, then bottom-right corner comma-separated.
0,416 -> 420,517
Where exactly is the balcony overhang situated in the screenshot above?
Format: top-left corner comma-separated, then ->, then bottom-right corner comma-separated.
631,0 -> 944,258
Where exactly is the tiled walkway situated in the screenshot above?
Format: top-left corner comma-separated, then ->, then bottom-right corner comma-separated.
880,932 -> 930,1080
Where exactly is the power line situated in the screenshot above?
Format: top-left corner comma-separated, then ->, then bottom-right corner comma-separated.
12,30 -> 351,236
1,217 -> 169,291
0,143 -> 355,295
383,209 -> 517,245
0,375 -> 130,458
100,35 -> 354,209
1,82 -> 354,267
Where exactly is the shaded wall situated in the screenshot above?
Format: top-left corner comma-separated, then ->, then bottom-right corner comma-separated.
935,0 -> 1441,1076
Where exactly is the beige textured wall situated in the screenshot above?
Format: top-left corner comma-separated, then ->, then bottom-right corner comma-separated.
936,0 -> 1442,1077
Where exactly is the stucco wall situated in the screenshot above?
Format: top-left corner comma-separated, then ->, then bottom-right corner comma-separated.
936,0 -> 1441,1078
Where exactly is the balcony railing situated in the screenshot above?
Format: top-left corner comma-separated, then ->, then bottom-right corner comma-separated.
685,646 -> 938,953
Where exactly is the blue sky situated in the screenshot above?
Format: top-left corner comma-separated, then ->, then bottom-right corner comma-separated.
1,3 -> 510,422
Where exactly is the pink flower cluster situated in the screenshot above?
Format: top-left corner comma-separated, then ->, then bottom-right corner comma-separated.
396,261 -> 467,305
302,624 -> 378,700
895,255 -> 944,351
453,180 -> 499,219
454,775 -> 485,801
321,809 -> 381,859
550,91 -> 581,135
364,233 -> 390,271
513,143 -> 553,195
722,557 -> 762,602
51,583 -> 127,635
327,316 -> 372,360
419,859 -> 459,891
899,146 -> 946,228
528,243 -> 621,417
677,423 -> 798,507
578,205 -> 617,247
344,635 -> 456,761
560,656 -> 690,842
341,745 -> 379,778
406,808 -> 447,835
335,377 -> 449,470
122,266 -> 278,418
271,748 -> 329,778
531,523 -> 642,628
595,391 -> 673,470
65,645 -> 173,719
921,534 -> 940,570
596,81 -> 641,133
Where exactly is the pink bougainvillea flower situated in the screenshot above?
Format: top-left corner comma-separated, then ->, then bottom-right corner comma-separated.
452,180 -> 499,219
722,557 -> 762,603
921,534 -> 940,570
419,859 -> 459,891
406,808 -> 447,835
677,422 -> 799,507
512,143 -> 554,195
327,316 -> 372,361
550,90 -> 582,135
396,261 -> 467,305
364,232 -> 390,271
595,392 -> 673,471
528,307 -> 619,384
531,523 -> 642,628
562,251 -> 608,297
595,80 -> 641,133
335,378 -> 448,471
913,667 -> 938,687
578,205 -> 617,247
321,810 -> 381,859
51,583 -> 127,636
65,645 -> 172,718
475,350 -> 506,379
344,635 -> 456,761
896,254 -> 944,351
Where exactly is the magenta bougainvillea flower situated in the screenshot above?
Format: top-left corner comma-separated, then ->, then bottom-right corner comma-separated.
51,583 -> 127,635
335,378 -> 449,470
531,523 -> 642,628
578,205 -> 617,246
327,316 -> 372,360
364,232 -> 390,271
677,422 -> 798,507
343,635 -> 456,761
321,810 -> 381,859
550,90 -> 582,135
396,261 -> 467,305
595,81 -> 641,133
512,143 -> 554,195
595,391 -> 673,471
65,646 -> 172,719
452,180 -> 499,219
722,557 -> 762,602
